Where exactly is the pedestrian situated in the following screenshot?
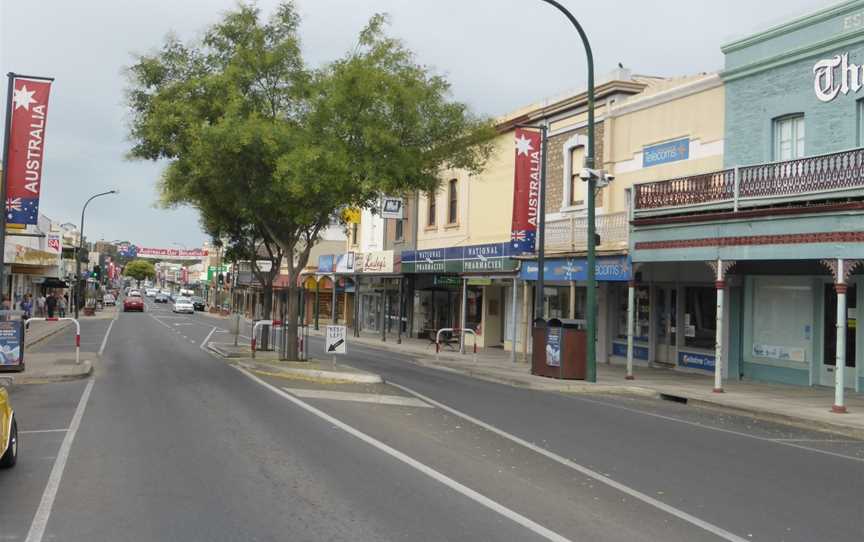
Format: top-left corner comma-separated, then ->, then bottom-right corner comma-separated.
58,295 -> 67,318
1,295 -> 10,311
36,293 -> 46,317
46,293 -> 57,318
21,294 -> 32,320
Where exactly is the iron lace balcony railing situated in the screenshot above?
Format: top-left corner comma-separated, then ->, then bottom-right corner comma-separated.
633,146 -> 864,214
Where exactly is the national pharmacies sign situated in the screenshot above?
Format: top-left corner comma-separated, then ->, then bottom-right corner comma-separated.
401,243 -> 519,273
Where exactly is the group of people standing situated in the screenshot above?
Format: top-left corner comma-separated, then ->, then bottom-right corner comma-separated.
15,292 -> 68,319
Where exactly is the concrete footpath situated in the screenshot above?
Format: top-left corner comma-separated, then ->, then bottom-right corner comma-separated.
2,307 -> 116,383
309,328 -> 864,438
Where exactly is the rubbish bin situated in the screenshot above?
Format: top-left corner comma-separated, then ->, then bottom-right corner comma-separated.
531,317 -> 587,379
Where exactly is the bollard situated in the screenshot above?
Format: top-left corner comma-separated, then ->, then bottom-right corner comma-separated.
251,337 -> 256,359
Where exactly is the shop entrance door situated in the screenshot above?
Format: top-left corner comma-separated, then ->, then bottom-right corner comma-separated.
821,284 -> 856,388
654,286 -> 677,366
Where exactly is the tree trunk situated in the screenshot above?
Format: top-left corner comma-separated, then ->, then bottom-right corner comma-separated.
285,284 -> 300,360
260,282 -> 274,350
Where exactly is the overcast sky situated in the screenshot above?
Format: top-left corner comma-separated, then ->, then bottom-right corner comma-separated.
0,0 -> 836,248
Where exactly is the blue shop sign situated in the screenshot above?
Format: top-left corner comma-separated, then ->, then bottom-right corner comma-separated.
520,256 -> 631,282
643,137 -> 689,168
317,254 -> 334,273
678,351 -> 715,371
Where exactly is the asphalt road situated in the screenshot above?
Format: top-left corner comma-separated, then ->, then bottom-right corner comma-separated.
2,302 -> 862,542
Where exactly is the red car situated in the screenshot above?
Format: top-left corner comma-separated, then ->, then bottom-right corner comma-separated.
123,292 -> 144,312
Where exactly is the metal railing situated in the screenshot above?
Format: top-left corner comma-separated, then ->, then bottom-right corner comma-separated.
633,147 -> 864,214
545,211 -> 629,252
25,317 -> 81,365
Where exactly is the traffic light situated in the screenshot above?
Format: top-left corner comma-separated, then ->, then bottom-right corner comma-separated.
92,265 -> 101,281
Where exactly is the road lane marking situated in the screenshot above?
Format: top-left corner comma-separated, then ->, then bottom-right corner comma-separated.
200,326 -> 218,351
150,315 -> 172,329
98,318 -> 116,356
389,382 -> 750,542
25,378 -> 95,542
20,429 -> 68,434
282,388 -> 433,408
237,366 -> 571,542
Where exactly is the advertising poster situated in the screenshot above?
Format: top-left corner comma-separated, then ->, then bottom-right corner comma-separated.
546,327 -> 561,367
0,321 -> 24,368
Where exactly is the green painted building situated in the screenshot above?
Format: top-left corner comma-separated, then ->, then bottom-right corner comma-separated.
629,0 -> 864,402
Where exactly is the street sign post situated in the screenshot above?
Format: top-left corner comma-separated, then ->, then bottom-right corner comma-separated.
325,325 -> 347,367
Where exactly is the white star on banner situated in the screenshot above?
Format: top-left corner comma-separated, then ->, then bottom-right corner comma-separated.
515,134 -> 534,156
12,85 -> 37,110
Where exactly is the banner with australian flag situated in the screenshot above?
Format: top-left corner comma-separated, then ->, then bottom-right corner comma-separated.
4,75 -> 53,226
510,128 -> 541,254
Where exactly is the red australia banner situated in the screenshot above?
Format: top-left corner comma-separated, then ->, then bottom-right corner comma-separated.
510,128 -> 541,253
4,77 -> 52,225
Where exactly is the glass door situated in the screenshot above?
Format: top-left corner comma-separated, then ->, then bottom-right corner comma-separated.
654,286 -> 677,365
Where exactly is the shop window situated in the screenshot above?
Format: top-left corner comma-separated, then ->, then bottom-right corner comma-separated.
465,287 -> 483,331
542,286 -> 570,320
427,191 -> 436,227
448,179 -> 458,224
616,285 -> 649,341
773,114 -> 805,161
684,286 -> 716,350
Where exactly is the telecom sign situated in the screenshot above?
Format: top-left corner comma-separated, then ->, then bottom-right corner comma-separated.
643,137 -> 689,168
325,325 -> 347,354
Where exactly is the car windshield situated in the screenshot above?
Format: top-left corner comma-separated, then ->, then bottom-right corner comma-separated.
129,292 -> 141,297
191,296 -> 203,302
176,297 -> 191,303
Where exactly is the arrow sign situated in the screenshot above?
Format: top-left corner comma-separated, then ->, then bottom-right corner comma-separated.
325,325 -> 347,355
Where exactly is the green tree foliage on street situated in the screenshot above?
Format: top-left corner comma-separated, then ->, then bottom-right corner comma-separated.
125,2 -> 495,359
123,259 -> 156,282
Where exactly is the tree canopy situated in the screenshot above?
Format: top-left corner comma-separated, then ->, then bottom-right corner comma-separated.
123,259 -> 156,281
125,1 -> 496,357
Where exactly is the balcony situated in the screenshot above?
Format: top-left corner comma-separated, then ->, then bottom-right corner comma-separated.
633,147 -> 864,217
545,211 -> 629,253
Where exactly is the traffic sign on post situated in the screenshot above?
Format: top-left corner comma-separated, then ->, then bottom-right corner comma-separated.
326,325 -> 347,355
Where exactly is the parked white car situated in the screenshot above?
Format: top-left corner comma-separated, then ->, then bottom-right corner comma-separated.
172,297 -> 194,314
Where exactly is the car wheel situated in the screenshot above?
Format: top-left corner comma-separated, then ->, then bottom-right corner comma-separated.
1,416 -> 18,469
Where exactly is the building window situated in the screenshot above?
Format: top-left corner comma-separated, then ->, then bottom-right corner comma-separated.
447,179 -> 458,224
684,286 -> 716,350
774,115 -> 805,161
394,218 -> 404,241
427,191 -> 436,227
350,222 -> 358,246
858,100 -> 864,146
569,146 -> 585,206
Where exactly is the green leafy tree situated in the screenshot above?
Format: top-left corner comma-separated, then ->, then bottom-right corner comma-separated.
123,259 -> 156,282
126,3 -> 494,359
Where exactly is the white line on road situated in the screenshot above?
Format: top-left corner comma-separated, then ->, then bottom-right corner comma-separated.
98,318 -> 116,356
389,382 -> 750,542
150,315 -> 172,329
20,428 -> 68,434
237,366 -> 571,542
200,326 -> 218,351
282,387 -> 433,408
25,378 -> 95,542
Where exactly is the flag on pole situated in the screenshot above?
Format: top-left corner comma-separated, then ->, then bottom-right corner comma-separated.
511,128 -> 541,254
4,77 -> 52,225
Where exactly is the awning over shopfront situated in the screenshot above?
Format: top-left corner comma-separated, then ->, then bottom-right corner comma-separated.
519,255 -> 631,282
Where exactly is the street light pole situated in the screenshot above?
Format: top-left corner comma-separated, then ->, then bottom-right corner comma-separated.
74,190 -> 118,319
539,0 -> 597,382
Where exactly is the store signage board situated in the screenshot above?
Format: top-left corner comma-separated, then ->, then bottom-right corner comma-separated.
401,243 -> 519,273
326,325 -> 347,355
381,197 -> 404,219
520,256 -> 631,282
643,138 -> 689,167
813,52 -> 862,102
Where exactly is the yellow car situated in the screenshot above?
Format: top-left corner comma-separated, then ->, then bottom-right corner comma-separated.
0,377 -> 17,469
